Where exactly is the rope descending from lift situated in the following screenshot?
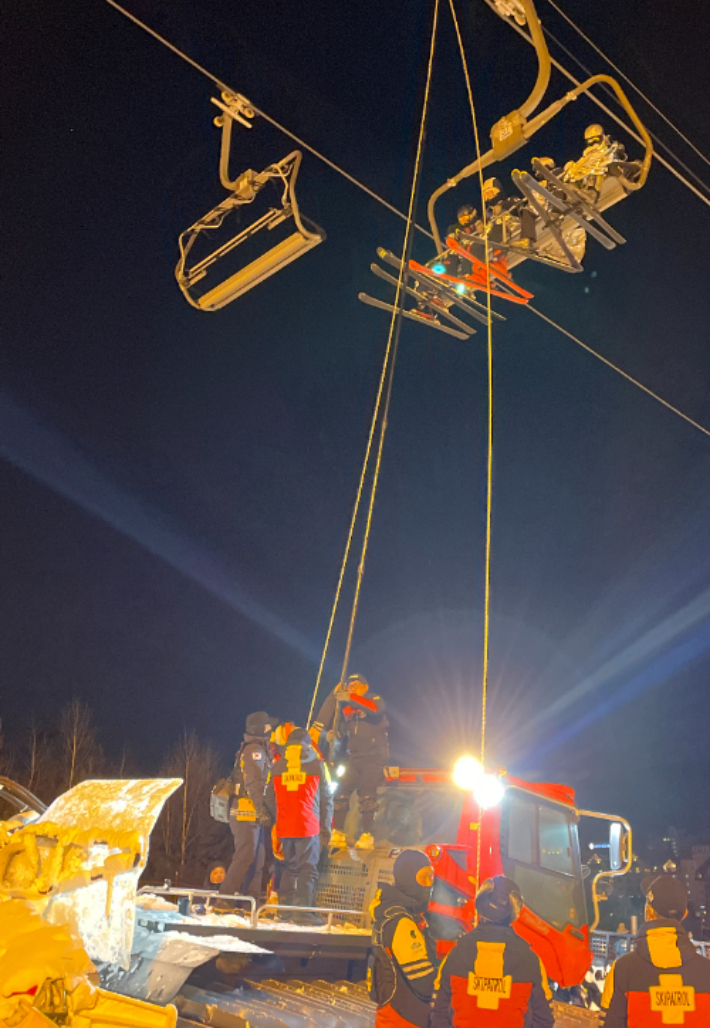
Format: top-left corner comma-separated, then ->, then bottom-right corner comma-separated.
308,0 -> 441,723
336,0 -> 442,690
448,0 -> 495,914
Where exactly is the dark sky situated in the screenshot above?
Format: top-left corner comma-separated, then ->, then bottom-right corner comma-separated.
3,0 -> 710,836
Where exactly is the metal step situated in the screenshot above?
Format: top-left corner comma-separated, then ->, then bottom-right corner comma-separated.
178,980 -> 376,1028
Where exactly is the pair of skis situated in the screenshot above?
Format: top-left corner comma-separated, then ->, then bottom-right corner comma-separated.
359,247 -> 505,340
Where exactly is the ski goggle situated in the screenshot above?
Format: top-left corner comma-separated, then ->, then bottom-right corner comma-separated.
416,865 -> 435,888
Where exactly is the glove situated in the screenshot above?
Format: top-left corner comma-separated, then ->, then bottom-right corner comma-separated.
271,825 -> 284,861
308,724 -> 321,747
258,812 -> 272,829
320,829 -> 332,849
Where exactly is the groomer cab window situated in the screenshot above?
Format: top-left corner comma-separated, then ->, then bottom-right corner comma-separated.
500,789 -> 587,931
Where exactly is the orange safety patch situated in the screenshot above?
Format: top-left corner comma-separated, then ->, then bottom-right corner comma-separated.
468,942 -> 512,1011
650,975 -> 695,1025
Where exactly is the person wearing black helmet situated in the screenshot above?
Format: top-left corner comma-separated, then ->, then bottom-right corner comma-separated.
600,874 -> 710,1026
219,710 -> 277,901
369,849 -> 438,1027
311,673 -> 389,851
431,875 -> 554,1028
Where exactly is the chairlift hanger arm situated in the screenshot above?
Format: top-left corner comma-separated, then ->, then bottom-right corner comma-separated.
427,0 -> 550,250
427,0 -> 653,250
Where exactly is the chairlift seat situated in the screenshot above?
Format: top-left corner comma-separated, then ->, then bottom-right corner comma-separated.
176,147 -> 324,311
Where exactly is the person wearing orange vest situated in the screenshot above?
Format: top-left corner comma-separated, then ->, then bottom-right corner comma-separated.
267,725 -> 333,925
431,876 -> 554,1028
600,874 -> 710,1027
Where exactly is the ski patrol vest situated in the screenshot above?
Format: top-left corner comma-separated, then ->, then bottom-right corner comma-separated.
431,922 -> 554,1028
600,920 -> 710,1027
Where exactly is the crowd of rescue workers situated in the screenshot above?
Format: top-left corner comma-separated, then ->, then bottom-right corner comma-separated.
206,674 -> 710,1027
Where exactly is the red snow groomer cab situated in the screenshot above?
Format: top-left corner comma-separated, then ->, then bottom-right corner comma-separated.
380,763 -> 631,987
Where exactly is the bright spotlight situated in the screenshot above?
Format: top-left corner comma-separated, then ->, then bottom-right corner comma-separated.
456,283 -> 466,295
473,774 -> 506,809
335,764 -> 346,778
431,264 -> 446,275
453,755 -> 483,790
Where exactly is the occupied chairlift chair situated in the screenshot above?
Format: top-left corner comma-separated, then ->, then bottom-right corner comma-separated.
360,0 -> 652,338
175,92 -> 325,311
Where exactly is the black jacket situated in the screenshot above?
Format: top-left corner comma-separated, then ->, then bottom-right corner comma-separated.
314,687 -> 389,761
600,918 -> 710,1027
369,882 -> 438,1027
230,733 -> 271,823
431,922 -> 554,1028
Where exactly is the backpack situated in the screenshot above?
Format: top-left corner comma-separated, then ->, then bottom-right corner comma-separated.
367,905 -> 409,1006
210,744 -> 246,823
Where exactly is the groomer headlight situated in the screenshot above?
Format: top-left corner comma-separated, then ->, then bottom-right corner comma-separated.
473,774 -> 506,809
453,755 -> 483,790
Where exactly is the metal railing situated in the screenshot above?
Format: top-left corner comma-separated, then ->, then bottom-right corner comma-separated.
137,885 -> 256,920
138,886 -> 367,931
254,903 -> 366,931
591,930 -> 709,963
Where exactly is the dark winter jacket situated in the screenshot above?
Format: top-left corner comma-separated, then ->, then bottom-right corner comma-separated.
600,917 -> 710,1027
267,728 -> 333,839
314,687 -> 389,761
431,921 -> 554,1028
229,733 -> 272,823
369,879 -> 437,1027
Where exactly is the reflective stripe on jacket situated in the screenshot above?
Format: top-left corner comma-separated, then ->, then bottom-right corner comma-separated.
370,887 -> 437,1027
230,735 -> 271,822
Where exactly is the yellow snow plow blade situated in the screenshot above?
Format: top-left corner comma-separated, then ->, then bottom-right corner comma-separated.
0,779 -> 181,969
0,897 -> 177,1028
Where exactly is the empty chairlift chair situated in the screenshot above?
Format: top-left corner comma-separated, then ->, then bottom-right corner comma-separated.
175,93 -> 325,311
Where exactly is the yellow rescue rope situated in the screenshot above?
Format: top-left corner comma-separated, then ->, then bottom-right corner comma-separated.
308,0 -> 442,724
448,0 -> 495,904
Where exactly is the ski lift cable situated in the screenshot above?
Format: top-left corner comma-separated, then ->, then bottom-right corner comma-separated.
336,0 -> 442,692
482,0 -> 710,213
526,305 -> 710,441
104,0 -> 435,241
541,25 -> 710,198
543,0 -> 710,173
103,3 -> 710,462
448,0 -> 494,774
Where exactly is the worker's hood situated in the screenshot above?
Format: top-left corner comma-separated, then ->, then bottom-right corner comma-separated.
635,919 -> 697,968
372,850 -> 432,919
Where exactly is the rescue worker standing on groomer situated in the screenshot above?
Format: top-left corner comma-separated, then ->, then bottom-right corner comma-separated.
369,849 -> 437,1028
268,724 -> 333,924
311,673 -> 389,850
600,874 -> 710,1026
219,711 -> 275,901
431,876 -> 554,1028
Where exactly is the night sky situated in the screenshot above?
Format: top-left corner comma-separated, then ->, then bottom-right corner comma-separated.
3,0 -> 710,836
